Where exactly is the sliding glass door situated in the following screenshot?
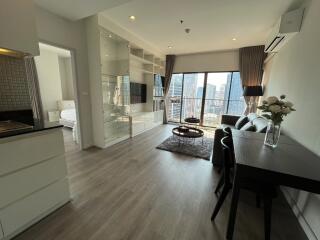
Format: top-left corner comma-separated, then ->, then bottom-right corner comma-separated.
181,73 -> 205,122
203,72 -> 230,126
167,71 -> 246,127
167,74 -> 183,122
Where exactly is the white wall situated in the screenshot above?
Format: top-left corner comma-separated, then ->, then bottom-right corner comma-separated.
263,1 -> 320,239
35,6 -> 93,148
35,49 -> 63,120
58,57 -> 74,100
174,50 -> 239,73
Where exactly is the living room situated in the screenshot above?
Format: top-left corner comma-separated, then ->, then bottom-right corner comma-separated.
0,0 -> 319,240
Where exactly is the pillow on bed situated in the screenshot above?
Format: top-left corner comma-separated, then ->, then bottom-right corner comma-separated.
60,109 -> 76,122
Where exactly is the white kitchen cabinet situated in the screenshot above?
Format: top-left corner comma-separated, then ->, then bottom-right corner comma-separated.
0,155 -> 67,209
0,128 -> 70,240
0,0 -> 39,55
0,179 -> 69,238
0,130 -> 64,176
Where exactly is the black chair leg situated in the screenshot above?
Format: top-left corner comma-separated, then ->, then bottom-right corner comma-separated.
211,185 -> 231,221
215,172 -> 224,194
263,195 -> 272,240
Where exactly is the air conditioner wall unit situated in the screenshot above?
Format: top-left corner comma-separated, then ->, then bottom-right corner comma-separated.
265,8 -> 304,53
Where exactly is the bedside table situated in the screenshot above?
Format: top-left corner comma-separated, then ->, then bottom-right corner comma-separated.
48,111 -> 60,122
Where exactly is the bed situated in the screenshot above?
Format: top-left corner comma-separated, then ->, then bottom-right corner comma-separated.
58,100 -> 78,142
58,100 -> 76,128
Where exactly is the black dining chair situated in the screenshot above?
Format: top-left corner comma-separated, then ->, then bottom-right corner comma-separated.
211,132 -> 278,240
214,127 -> 233,194
214,127 -> 261,207
211,135 -> 235,220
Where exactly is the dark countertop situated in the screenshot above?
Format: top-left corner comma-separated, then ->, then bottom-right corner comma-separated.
0,121 -> 63,139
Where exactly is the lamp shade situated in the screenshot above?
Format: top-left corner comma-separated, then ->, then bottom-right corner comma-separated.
243,86 -> 263,96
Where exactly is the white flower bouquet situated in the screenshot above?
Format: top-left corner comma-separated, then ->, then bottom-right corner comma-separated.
258,95 -> 295,125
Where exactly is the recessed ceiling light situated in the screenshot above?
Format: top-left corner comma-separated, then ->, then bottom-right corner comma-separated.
168,46 -> 173,49
232,38 -> 237,41
129,15 -> 136,21
108,34 -> 112,38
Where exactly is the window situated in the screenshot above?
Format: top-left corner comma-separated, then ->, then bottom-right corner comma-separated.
167,74 -> 183,122
167,72 -> 246,127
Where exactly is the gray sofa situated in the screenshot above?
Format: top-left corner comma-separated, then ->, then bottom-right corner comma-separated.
212,113 -> 268,166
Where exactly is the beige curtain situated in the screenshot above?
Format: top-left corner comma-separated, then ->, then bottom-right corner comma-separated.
239,45 -> 266,114
163,55 -> 176,124
25,57 -> 44,127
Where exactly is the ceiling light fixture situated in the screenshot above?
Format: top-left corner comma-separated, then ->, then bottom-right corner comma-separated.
129,15 -> 136,21
232,38 -> 237,41
168,46 -> 173,49
108,34 -> 112,38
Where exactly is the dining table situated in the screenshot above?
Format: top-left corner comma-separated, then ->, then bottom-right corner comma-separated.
226,129 -> 320,240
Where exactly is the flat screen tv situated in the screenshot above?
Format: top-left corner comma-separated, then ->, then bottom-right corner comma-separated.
130,82 -> 147,104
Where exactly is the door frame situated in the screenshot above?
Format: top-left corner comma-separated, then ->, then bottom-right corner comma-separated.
37,40 -> 83,149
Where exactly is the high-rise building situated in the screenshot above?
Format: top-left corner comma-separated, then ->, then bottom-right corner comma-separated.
224,72 -> 246,115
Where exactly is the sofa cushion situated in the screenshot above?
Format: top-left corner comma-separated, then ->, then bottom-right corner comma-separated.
220,124 -> 237,130
247,113 -> 259,122
252,117 -> 268,133
235,116 -> 249,129
240,122 -> 256,132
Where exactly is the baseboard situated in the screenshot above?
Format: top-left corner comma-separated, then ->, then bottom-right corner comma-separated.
282,188 -> 318,240
104,135 -> 130,148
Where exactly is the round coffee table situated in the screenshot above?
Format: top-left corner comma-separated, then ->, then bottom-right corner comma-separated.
172,126 -> 204,145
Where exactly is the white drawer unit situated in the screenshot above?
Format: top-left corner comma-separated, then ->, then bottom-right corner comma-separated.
0,130 -> 65,176
0,179 -> 70,238
0,155 -> 67,209
0,128 -> 70,240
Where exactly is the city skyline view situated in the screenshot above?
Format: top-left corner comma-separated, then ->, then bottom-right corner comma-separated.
167,72 -> 246,126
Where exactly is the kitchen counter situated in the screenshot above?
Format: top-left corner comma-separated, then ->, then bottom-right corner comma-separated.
0,121 -> 63,139
0,124 -> 70,240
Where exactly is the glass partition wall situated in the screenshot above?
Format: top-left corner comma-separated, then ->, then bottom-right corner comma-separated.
167,72 -> 246,127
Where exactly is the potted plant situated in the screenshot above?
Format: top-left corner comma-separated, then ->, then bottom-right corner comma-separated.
258,95 -> 295,148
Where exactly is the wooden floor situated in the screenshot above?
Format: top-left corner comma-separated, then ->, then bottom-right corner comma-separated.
14,125 -> 307,240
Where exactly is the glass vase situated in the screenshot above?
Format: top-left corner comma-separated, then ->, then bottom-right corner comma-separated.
264,121 -> 281,148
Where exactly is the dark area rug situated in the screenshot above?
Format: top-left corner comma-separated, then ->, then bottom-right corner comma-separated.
156,136 -> 214,160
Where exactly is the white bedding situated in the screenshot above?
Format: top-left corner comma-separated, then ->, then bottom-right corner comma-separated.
60,109 -> 76,122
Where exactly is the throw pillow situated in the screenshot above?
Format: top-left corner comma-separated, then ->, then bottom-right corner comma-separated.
240,122 -> 256,132
235,116 -> 249,130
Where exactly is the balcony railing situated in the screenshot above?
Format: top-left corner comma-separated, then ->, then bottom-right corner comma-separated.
167,97 -> 246,127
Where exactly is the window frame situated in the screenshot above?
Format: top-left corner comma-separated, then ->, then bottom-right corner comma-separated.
167,70 -> 244,127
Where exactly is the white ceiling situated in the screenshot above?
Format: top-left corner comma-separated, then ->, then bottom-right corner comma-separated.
34,0 -> 133,20
102,0 -> 303,54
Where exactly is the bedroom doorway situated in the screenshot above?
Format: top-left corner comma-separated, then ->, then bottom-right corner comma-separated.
35,42 -> 81,151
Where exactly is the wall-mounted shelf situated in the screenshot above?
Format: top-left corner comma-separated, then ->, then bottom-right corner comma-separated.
130,47 -> 164,68
130,65 -> 153,74
130,54 -> 153,65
